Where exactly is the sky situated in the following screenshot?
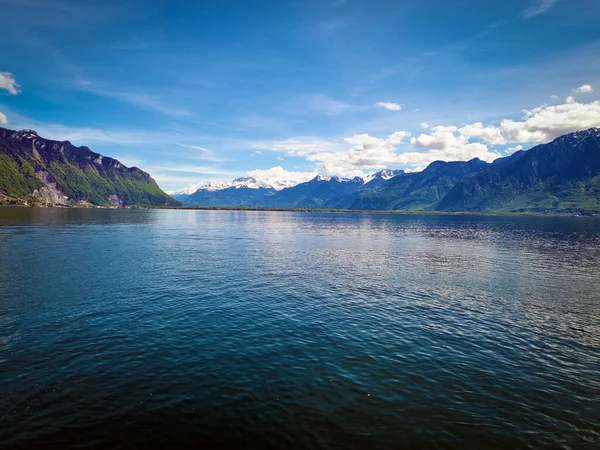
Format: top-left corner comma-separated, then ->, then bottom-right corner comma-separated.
1,0 -> 600,191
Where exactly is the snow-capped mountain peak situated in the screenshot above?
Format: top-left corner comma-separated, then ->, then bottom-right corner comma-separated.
167,181 -> 231,196
362,169 -> 404,184
168,168 -> 405,196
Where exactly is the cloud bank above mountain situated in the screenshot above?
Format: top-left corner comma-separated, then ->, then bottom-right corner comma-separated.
252,90 -> 600,179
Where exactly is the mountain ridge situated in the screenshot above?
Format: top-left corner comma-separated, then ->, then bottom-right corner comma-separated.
174,128 -> 600,213
0,127 -> 180,207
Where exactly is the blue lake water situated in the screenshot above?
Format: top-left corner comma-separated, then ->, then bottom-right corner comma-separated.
1,207 -> 599,449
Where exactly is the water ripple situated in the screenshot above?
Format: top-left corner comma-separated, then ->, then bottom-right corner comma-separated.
1,208 -> 600,449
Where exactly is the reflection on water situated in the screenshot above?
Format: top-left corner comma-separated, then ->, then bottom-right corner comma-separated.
1,207 -> 600,449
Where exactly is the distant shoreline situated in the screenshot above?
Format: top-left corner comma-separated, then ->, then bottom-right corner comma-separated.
143,206 -> 599,217
2,203 -> 595,217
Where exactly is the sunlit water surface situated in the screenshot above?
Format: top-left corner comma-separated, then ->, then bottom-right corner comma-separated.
1,207 -> 599,449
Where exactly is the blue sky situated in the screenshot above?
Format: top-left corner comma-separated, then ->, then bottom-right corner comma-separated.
1,0 -> 600,190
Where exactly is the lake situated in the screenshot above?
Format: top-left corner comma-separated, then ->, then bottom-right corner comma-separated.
1,207 -> 599,449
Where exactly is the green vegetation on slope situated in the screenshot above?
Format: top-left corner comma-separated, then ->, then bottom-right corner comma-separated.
0,154 -> 44,200
0,127 -> 180,207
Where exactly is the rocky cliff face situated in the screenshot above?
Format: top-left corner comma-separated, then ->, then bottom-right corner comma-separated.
0,127 -> 180,207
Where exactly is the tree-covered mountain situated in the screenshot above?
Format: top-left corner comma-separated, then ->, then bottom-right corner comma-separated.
438,128 -> 600,213
269,176 -> 364,209
173,128 -> 600,214
177,186 -> 276,207
0,127 -> 179,207
350,159 -> 489,210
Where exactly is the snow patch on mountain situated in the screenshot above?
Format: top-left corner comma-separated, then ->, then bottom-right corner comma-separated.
168,168 -> 406,196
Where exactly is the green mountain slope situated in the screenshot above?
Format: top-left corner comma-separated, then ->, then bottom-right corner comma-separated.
438,128 -> 600,213
0,127 -> 180,207
351,159 -> 489,210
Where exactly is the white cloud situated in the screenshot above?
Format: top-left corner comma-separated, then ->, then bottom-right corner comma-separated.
376,102 -> 402,111
458,122 -> 507,145
420,122 -> 429,129
244,166 -> 317,187
307,133 -> 501,177
550,95 -> 558,100
500,99 -> 600,142
0,111 -> 7,124
0,72 -> 20,95
305,97 -> 600,178
523,0 -> 560,18
565,96 -> 575,104
310,129 -> 498,177
412,126 -> 461,150
573,84 -> 594,94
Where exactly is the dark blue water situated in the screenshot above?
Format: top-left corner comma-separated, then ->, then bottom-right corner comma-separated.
1,207 -> 599,449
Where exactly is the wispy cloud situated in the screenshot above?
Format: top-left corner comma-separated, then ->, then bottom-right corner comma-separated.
283,94 -> 358,117
253,136 -> 342,156
522,0 -> 560,18
0,111 -> 8,124
177,143 -> 231,163
83,87 -> 194,118
450,20 -> 511,51
0,72 -> 20,95
26,124 -> 174,145
178,143 -> 211,153
149,164 -> 239,177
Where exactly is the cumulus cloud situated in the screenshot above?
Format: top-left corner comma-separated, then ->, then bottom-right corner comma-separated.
252,97 -> 600,179
305,132 -> 411,177
300,129 -> 500,177
420,122 -> 429,129
412,126 -> 460,150
376,102 -> 402,111
0,112 -> 7,124
499,99 -> 600,142
0,72 -> 20,95
565,96 -> 575,104
306,129 -> 501,177
320,98 -> 600,176
458,122 -> 506,145
244,166 -> 317,187
573,84 -> 594,94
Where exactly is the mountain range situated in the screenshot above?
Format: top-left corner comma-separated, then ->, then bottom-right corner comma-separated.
0,127 -> 179,207
1,126 -> 599,213
172,128 -> 600,214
